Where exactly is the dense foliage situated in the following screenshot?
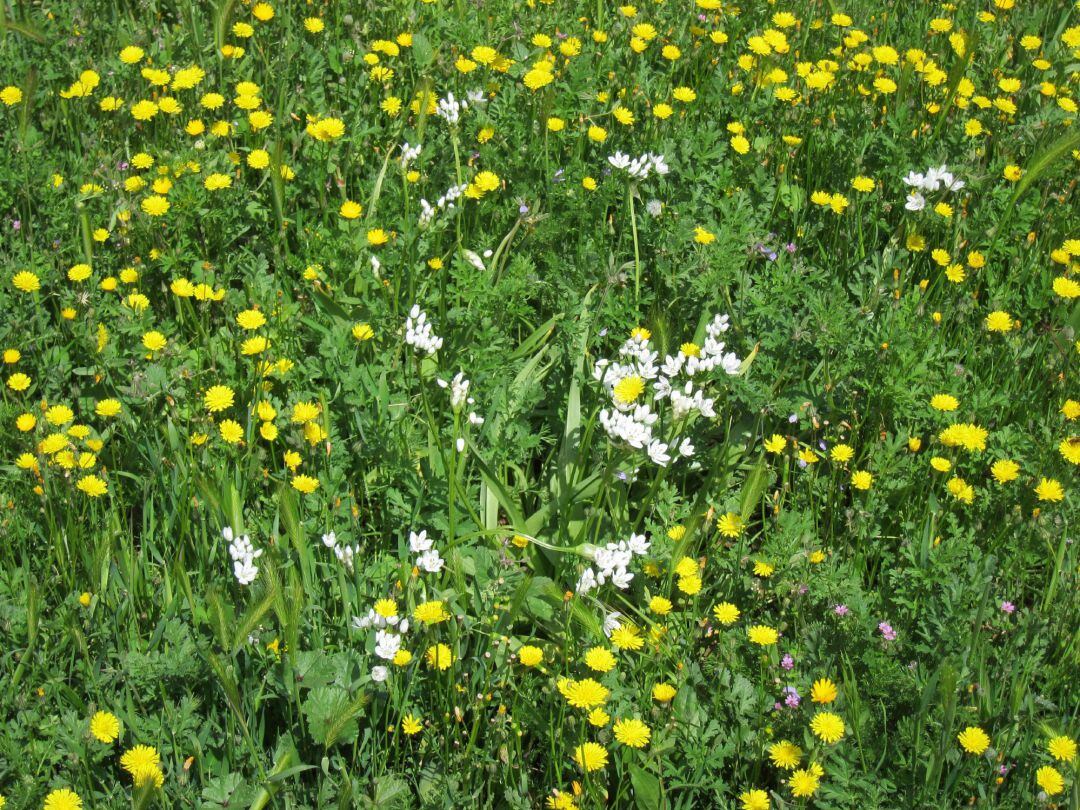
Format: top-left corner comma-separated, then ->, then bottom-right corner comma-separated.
0,0 -> 1078,807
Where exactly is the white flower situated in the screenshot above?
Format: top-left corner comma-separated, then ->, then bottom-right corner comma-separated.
370,665 -> 388,682
679,437 -> 696,457
455,437 -> 465,453
404,305 -> 443,355
436,92 -> 461,125
627,533 -> 650,555
905,192 -> 926,212
576,567 -> 597,594
409,530 -> 433,553
334,544 -> 357,572
374,629 -> 401,660
353,613 -> 373,630
610,567 -> 634,589
233,558 -> 259,585
321,531 -> 337,548
399,142 -> 422,166
227,533 -> 263,586
416,548 -> 445,573
222,526 -> 234,542
608,151 -> 631,170
647,440 -> 671,466
463,249 -> 486,271
902,171 -> 925,188
439,372 -> 471,410
603,612 -> 623,637
645,199 -> 663,217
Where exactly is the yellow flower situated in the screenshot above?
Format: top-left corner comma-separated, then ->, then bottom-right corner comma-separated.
769,740 -> 802,769
612,718 -> 651,748
990,459 -> 1019,484
713,602 -> 741,625
810,711 -> 845,744
652,683 -> 676,702
401,714 -> 422,735
764,434 -> 786,453
584,646 -> 616,673
413,600 -> 450,625
76,473 -> 107,498
613,375 -> 645,404
425,643 -> 454,670
747,625 -> 778,645
291,474 -> 320,494
140,331 -> 166,353
1053,276 -> 1080,299
830,444 -> 854,462
1035,477 -> 1064,502
810,678 -> 837,704
716,512 -> 744,538
694,226 -> 716,244
572,741 -> 608,772
43,789 -> 83,810
201,386 -> 235,414
12,270 -> 40,293
1048,735 -> 1077,763
219,419 -> 244,444
90,711 -> 121,743
957,726 -> 990,755
1036,766 -> 1064,796
339,200 -> 362,219
649,596 -> 672,615
563,678 -> 609,708
518,645 -> 543,666
930,394 -> 958,411
851,470 -> 873,490
789,768 -> 820,798
141,195 -> 170,216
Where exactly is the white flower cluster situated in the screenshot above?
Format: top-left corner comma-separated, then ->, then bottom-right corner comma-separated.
223,526 -> 262,586
594,314 -> 739,466
321,531 -> 358,572
576,533 -> 651,594
352,602 -> 410,684
404,305 -> 443,355
418,182 -> 468,227
438,371 -> 471,409
399,141 -> 422,167
606,151 -> 670,180
435,89 -> 486,125
409,529 -> 444,573
903,164 -> 965,211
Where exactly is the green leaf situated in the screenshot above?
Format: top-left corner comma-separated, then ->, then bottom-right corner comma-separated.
629,764 -> 662,809
302,686 -> 368,747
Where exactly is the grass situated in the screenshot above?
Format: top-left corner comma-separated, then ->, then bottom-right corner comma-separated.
0,0 -> 1078,808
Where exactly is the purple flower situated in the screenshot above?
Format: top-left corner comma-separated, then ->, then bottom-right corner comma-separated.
767,251 -> 778,261
12,219 -> 20,231
878,622 -> 897,641
833,604 -> 849,617
785,242 -> 797,254
788,413 -> 799,423
782,686 -> 800,708
780,654 -> 794,670
1000,601 -> 1015,614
